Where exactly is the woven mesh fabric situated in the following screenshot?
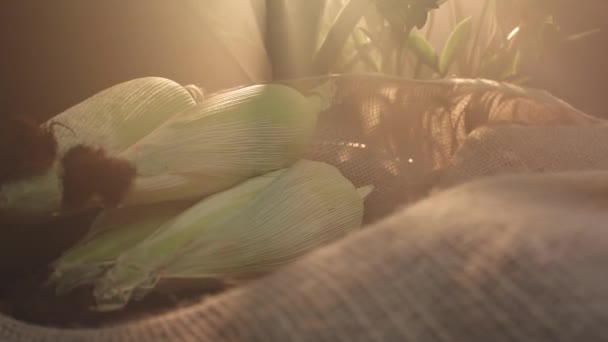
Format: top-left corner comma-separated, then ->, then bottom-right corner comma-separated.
2,74 -> 606,341
282,74 -> 603,222
439,125 -> 608,188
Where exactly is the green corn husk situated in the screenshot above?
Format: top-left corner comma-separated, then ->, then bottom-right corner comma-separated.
49,202 -> 192,295
1,77 -> 198,217
1,77 -> 327,218
49,167 -> 288,295
120,82 -> 323,205
91,160 -> 371,311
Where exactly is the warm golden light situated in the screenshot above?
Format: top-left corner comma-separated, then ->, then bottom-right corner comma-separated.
507,26 -> 520,41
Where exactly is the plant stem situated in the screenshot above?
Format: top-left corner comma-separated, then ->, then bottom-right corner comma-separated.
414,10 -> 437,78
311,0 -> 372,76
468,0 -> 490,77
396,33 -> 405,76
266,0 -> 325,79
448,0 -> 458,28
396,22 -> 415,76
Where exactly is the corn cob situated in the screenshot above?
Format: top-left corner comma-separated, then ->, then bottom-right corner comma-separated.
49,167 -> 287,295
120,82 -> 322,205
1,77 -> 198,217
0,77 -> 325,219
49,201 -> 192,295
89,160 -> 371,311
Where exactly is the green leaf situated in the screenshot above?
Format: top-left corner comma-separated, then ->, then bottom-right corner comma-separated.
439,16 -> 472,75
349,29 -> 381,72
408,32 -> 439,73
357,27 -> 381,47
353,27 -> 372,45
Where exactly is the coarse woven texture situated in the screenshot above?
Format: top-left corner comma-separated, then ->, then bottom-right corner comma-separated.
2,170 -> 608,341
283,74 -> 605,222
438,124 -> 608,188
2,73 -> 608,341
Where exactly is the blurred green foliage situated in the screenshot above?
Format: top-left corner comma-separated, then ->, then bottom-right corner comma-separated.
272,0 -> 600,84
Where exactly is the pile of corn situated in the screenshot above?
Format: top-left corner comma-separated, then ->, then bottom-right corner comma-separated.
1,77 -> 372,311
